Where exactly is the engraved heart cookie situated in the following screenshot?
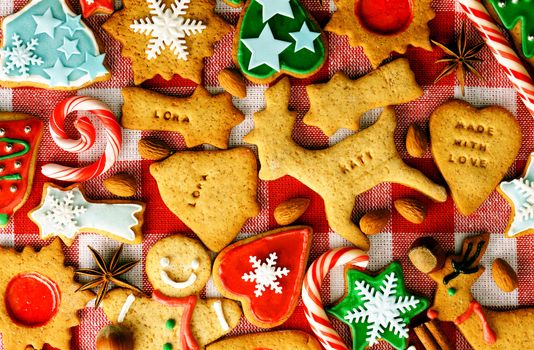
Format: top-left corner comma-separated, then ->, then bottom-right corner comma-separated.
430,100 -> 521,216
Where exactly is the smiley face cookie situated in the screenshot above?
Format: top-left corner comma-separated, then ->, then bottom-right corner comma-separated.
146,235 -> 211,297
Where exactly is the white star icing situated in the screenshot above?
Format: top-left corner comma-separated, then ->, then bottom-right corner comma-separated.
32,8 -> 62,38
255,0 -> 294,23
289,22 -> 320,53
241,24 -> 291,71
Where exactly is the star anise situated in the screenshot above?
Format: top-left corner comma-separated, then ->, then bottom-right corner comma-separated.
75,244 -> 142,307
432,25 -> 485,96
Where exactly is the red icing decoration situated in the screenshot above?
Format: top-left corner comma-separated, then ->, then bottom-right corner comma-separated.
356,0 -> 414,35
427,308 -> 439,320
217,227 -> 311,324
153,291 -> 199,350
454,300 -> 497,345
0,118 -> 43,225
80,0 -> 114,18
5,273 -> 60,327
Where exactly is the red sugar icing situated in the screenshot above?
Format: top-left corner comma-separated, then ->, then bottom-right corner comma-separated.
356,0 -> 414,35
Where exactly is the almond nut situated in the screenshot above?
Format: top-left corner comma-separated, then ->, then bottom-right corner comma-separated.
138,137 -> 172,161
218,69 -> 247,98
359,209 -> 391,235
492,258 -> 518,292
103,173 -> 137,197
394,198 -> 427,224
274,198 -> 310,226
406,124 -> 428,158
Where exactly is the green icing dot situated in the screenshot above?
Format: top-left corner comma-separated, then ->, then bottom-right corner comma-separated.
163,343 -> 173,350
448,287 -> 457,296
165,318 -> 176,330
0,213 -> 8,226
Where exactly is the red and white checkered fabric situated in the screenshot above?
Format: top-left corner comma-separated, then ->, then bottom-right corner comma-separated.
0,0 -> 532,349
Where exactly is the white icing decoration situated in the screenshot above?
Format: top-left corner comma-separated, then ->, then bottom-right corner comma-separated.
241,24 -> 291,71
130,0 -> 206,60
30,186 -> 143,241
118,294 -> 136,323
212,300 -> 229,331
0,33 -> 43,77
255,0 -> 293,23
344,271 -> 421,346
500,154 -> 534,237
241,252 -> 289,297
159,257 -> 199,289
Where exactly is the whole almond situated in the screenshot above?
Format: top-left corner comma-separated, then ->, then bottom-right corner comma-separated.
218,69 -> 247,98
359,209 -> 391,235
104,173 -> 137,197
138,137 -> 172,160
406,124 -> 428,158
394,198 -> 427,224
274,198 -> 310,226
492,258 -> 518,292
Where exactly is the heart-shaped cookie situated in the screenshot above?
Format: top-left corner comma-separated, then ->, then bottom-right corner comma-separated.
212,226 -> 312,328
430,100 -> 521,216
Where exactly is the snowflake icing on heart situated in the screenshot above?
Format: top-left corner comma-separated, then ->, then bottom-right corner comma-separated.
130,0 -> 206,60
242,252 -> 290,297
45,191 -> 87,232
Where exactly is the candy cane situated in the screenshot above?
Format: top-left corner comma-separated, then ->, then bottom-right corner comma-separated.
458,0 -> 534,117
302,247 -> 369,350
41,96 -> 122,182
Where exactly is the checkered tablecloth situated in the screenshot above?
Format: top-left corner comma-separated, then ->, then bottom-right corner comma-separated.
0,0 -> 533,349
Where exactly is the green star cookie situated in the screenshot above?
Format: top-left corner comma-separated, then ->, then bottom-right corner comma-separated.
328,262 -> 428,350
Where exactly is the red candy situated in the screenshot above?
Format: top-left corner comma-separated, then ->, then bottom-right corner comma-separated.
356,0 -> 413,35
5,273 -> 60,327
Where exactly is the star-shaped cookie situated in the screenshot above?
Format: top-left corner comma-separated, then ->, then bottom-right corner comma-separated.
325,0 -> 434,67
328,262 -> 428,350
498,153 -> 534,238
102,0 -> 233,84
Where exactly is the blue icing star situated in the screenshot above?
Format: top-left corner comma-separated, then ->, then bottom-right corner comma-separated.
58,37 -> 80,60
32,8 -> 62,39
241,24 -> 291,71
255,0 -> 294,23
43,59 -> 74,86
79,53 -> 107,79
289,22 -> 320,53
61,14 -> 84,36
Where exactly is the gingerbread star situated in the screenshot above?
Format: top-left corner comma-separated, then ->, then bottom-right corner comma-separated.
102,0 -> 233,84
325,0 -> 435,67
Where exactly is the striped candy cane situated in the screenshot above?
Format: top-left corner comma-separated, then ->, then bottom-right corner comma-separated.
458,0 -> 534,117
302,248 -> 369,350
41,96 -> 122,182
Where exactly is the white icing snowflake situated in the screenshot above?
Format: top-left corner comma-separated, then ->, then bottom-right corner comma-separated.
86,0 -> 94,4
514,178 -> 534,221
45,191 -> 87,232
0,33 -> 43,77
344,271 -> 421,346
130,0 -> 206,60
242,252 -> 290,297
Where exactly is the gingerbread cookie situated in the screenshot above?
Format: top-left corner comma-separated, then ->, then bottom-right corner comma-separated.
425,233 -> 534,349
0,113 -> 43,227
213,226 -> 312,328
0,239 -> 93,349
146,235 -> 211,298
103,0 -> 233,84
243,78 -> 447,251
325,0 -> 434,68
0,0 -> 109,89
102,288 -> 241,350
229,0 -> 326,83
498,152 -> 534,238
150,147 -> 260,252
304,58 -> 424,136
29,183 -> 145,246
430,100 -> 521,216
121,87 -> 243,149
328,262 -> 428,350
206,330 -> 322,350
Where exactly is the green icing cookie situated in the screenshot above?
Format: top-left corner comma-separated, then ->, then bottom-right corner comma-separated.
328,262 -> 428,350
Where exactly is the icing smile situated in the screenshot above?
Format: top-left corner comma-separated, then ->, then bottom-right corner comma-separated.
159,257 -> 199,289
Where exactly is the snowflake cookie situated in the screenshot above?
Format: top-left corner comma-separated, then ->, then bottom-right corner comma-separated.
29,183 -> 146,246
213,226 -> 312,328
0,0 -> 109,89
103,0 -> 232,84
0,239 -> 93,349
498,152 -> 534,238
328,262 -> 428,350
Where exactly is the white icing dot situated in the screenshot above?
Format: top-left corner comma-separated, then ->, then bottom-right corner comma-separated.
160,257 -> 170,268
10,185 -> 17,192
191,259 -> 199,270
24,125 -> 31,133
0,128 -> 4,136
5,144 -> 12,151
498,0 -> 506,7
512,0 -> 518,3
0,165 -> 4,173
14,161 -> 21,168
528,35 -> 534,42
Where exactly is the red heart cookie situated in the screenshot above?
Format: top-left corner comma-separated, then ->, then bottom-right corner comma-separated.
212,226 -> 312,328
